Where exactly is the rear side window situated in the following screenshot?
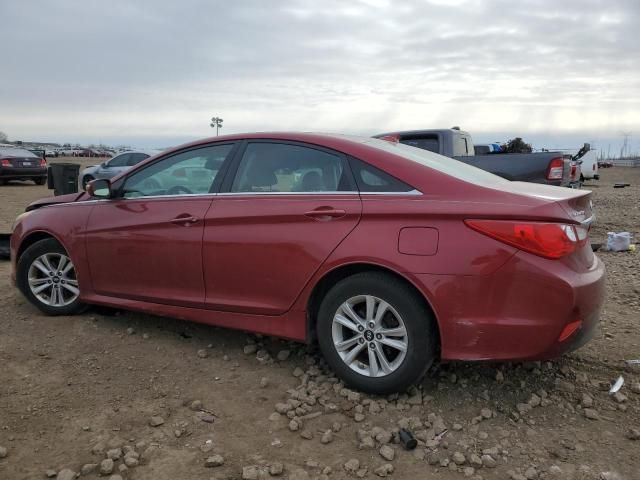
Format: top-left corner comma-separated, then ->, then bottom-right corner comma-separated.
348,158 -> 414,193
231,143 -> 354,193
399,135 -> 439,153
108,153 -> 131,167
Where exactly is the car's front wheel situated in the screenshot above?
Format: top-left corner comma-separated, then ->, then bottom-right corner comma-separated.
17,239 -> 84,315
317,272 -> 437,394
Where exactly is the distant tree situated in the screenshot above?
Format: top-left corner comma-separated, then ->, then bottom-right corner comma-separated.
0,131 -> 8,143
502,137 -> 532,153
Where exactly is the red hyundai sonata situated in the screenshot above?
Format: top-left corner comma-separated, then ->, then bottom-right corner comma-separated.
10,133 -> 605,393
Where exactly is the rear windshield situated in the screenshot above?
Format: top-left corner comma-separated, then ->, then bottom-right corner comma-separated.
364,138 -> 509,187
0,147 -> 38,158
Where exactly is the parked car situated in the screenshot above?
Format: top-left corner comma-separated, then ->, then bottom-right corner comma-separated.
11,133 -> 605,393
0,146 -> 47,185
44,149 -> 58,158
474,143 -> 502,154
80,150 -> 161,189
598,160 -> 613,168
375,128 -> 577,187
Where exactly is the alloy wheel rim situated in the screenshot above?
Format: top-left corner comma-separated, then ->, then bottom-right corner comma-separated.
332,295 -> 408,378
28,253 -> 79,307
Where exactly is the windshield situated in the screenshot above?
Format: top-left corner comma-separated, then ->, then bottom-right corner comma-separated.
363,138 -> 509,187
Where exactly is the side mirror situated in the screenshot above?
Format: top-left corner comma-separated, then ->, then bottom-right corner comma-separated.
86,179 -> 112,198
100,161 -> 107,168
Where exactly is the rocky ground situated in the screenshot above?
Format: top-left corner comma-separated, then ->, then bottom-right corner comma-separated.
0,163 -> 639,480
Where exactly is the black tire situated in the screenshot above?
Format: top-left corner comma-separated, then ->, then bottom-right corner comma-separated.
16,238 -> 85,316
82,175 -> 94,190
316,272 -> 437,394
33,177 -> 46,185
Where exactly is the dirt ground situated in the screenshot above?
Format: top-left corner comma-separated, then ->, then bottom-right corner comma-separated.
1,162 -> 639,480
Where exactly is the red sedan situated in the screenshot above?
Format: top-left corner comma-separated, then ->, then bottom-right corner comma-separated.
10,133 -> 605,393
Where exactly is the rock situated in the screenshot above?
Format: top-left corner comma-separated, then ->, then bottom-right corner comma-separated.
242,465 -> 260,480
612,392 -> 627,403
524,466 -> 539,479
126,327 -> 135,335
123,454 -> 139,468
374,463 -> 394,477
344,458 -> 360,472
581,393 -> 594,408
260,377 -> 269,388
190,399 -> 203,411
56,470 -> 76,480
452,423 -> 463,431
469,453 -> 482,466
293,367 -> 305,377
626,428 -> 640,440
631,382 -> 640,394
0,446 -> 7,458
100,459 -> 114,475
379,445 -> 395,461
277,350 -> 291,361
584,408 -> 600,420
481,454 -> 497,468
288,419 -> 300,431
375,430 -> 393,444
45,470 -> 57,478
407,393 -> 423,405
108,476 -> 123,480
528,393 -> 541,407
205,454 -> 225,467
300,429 -> 314,440
269,462 -> 284,476
149,416 -> 165,427
462,467 -> 475,477
243,344 -> 257,355
199,413 -> 215,423
496,370 -> 504,382
548,465 -> 563,476
321,430 -> 334,444
554,379 -> 575,393
106,448 -> 122,460
197,348 -> 208,358
80,463 -> 98,475
480,408 -> 492,419
452,451 -> 466,465
354,413 -> 365,422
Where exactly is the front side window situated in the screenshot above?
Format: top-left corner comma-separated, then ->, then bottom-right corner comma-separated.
231,143 -> 352,193
127,153 -> 149,166
122,144 -> 233,198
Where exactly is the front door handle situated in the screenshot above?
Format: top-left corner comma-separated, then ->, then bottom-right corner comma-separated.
170,214 -> 200,226
304,207 -> 346,220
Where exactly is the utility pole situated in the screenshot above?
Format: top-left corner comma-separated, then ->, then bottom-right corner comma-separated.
620,131 -> 631,158
210,116 -> 224,136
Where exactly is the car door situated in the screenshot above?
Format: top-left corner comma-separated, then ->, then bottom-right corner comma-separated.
202,141 -> 362,315
85,143 -> 236,307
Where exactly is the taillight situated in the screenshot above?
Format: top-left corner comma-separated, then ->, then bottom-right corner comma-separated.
546,157 -> 564,180
0,159 -> 10,167
570,163 -> 577,179
40,158 -> 47,167
464,219 -> 588,259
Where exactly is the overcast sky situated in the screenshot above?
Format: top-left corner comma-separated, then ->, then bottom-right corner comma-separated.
1,0 -> 639,153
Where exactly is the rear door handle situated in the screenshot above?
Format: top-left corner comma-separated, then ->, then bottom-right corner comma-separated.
304,208 -> 346,220
170,215 -> 200,226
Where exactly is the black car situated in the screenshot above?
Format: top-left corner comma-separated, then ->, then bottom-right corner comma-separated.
0,147 -> 47,185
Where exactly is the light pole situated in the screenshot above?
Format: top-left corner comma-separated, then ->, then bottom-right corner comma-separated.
210,116 -> 224,136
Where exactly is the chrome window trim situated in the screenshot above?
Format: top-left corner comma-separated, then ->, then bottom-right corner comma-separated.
359,189 -> 423,196
218,191 -> 360,196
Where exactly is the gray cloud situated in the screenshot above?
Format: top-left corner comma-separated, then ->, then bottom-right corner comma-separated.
1,0 -> 638,150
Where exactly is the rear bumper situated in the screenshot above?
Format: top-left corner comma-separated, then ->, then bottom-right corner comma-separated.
0,167 -> 47,179
414,250 -> 606,361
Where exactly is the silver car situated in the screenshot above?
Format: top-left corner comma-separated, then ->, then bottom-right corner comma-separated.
80,150 -> 160,189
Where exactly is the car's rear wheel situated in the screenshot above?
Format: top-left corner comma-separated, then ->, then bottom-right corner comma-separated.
317,272 -> 437,394
17,239 -> 85,315
82,175 -> 94,190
